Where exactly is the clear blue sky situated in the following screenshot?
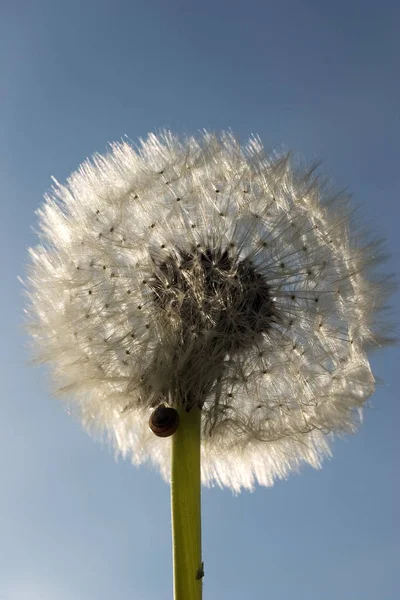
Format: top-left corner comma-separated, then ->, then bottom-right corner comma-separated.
2,1 -> 399,598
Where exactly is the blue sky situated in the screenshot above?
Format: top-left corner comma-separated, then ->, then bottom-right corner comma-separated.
2,0 -> 399,598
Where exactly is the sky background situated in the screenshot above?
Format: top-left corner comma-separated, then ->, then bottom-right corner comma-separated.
1,1 -> 399,599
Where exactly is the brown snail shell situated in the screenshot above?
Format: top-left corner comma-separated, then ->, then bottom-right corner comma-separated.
149,405 -> 180,437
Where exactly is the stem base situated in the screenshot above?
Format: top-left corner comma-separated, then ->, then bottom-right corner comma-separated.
171,406 -> 202,600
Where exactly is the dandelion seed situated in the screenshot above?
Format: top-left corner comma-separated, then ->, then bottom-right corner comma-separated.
25,131 -> 391,492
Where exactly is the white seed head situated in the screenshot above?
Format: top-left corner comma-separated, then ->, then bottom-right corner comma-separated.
25,131 -> 392,491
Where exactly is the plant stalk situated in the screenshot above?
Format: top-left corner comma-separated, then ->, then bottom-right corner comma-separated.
171,405 -> 203,600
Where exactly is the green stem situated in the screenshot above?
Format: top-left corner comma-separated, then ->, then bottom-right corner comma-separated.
171,405 -> 203,600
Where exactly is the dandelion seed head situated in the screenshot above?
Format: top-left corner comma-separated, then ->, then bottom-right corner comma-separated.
25,131 -> 391,491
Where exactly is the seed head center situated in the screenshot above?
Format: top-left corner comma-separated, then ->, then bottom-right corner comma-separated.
150,246 -> 275,352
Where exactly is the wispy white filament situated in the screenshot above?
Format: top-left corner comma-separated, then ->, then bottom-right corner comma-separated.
25,131 -> 390,491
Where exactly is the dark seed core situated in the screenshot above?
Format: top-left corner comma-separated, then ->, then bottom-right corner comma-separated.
149,246 -> 276,352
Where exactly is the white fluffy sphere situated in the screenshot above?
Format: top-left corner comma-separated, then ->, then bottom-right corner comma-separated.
25,131 -> 390,491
